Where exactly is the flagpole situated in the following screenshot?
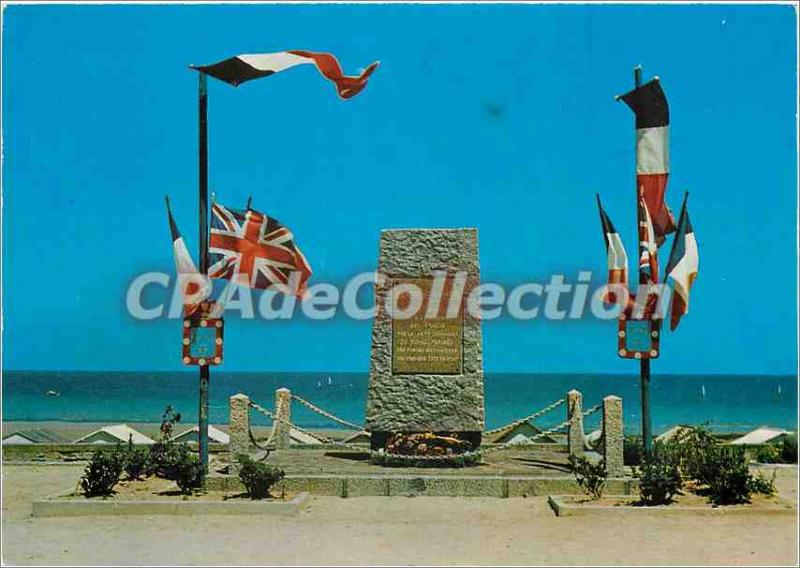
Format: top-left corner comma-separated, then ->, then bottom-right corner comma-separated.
198,70 -> 210,476
632,64 -> 653,455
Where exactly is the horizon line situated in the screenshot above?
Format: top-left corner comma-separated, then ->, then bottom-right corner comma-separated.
2,369 -> 798,378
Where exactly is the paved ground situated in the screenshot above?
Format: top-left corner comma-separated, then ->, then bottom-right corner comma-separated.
2,464 -> 798,565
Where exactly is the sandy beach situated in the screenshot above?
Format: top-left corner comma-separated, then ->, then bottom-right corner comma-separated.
2,464 -> 797,566
1,421 -> 349,444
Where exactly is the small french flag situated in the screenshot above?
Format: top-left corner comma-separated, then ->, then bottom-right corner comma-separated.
165,198 -> 210,316
665,196 -> 699,331
193,50 -> 379,99
596,194 -> 629,305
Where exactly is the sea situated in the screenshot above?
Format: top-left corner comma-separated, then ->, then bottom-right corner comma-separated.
3,371 -> 797,435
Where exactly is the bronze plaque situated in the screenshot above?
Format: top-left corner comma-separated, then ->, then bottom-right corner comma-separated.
391,277 -> 463,374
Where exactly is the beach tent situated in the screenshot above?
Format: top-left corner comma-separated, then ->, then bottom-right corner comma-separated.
342,431 -> 371,445
2,428 -> 70,445
247,426 -> 324,447
656,425 -> 696,443
74,424 -> 155,445
483,421 -> 557,445
170,425 -> 230,445
729,426 -> 790,446
289,427 -> 324,444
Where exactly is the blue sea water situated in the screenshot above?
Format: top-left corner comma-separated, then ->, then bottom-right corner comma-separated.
2,371 -> 797,435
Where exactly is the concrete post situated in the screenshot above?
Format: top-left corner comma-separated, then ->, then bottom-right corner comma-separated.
567,390 -> 584,459
274,388 -> 292,449
229,393 -> 251,468
602,395 -> 624,477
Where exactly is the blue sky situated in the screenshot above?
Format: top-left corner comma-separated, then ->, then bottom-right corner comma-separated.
2,3 -> 797,374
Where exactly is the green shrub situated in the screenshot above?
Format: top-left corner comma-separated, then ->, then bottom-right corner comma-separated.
624,436 -> 643,466
145,404 -> 187,478
159,444 -> 203,494
635,442 -> 682,506
669,429 -> 753,505
146,442 -> 170,477
669,426 -> 717,484
80,450 -> 123,497
569,455 -> 606,500
780,434 -> 797,464
237,455 -> 285,499
122,436 -> 148,480
753,444 -> 781,464
660,425 -> 785,506
146,439 -> 203,493
124,448 -> 149,480
173,458 -> 204,495
748,471 -> 777,496
704,446 -> 752,505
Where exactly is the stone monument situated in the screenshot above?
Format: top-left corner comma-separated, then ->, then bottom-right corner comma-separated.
365,228 -> 484,450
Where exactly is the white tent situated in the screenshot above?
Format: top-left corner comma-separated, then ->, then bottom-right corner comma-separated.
2,428 -> 70,445
2,433 -> 39,445
483,422 -> 557,445
342,431 -> 371,444
729,426 -> 789,446
656,425 -> 696,443
170,425 -> 230,445
289,427 -> 323,445
74,424 -> 155,445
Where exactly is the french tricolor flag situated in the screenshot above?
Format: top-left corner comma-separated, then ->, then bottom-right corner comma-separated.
165,198 -> 211,316
596,194 -> 629,305
193,50 -> 379,99
665,195 -> 699,330
618,78 -> 677,244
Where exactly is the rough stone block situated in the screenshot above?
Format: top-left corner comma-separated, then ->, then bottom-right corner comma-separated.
602,395 -> 624,477
274,388 -> 291,449
229,394 -> 250,469
366,229 -> 484,435
567,389 -> 584,459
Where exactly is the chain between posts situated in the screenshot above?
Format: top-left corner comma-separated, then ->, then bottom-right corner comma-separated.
245,396 -> 284,461
248,396 -> 283,447
290,393 -> 365,431
483,402 -> 603,453
248,428 -> 274,460
483,397 -> 567,437
249,393 -> 575,441
248,400 -> 366,451
246,396 -> 604,456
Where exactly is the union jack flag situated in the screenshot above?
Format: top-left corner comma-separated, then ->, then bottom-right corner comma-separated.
209,202 -> 312,297
637,187 -> 659,286
628,187 -> 661,320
